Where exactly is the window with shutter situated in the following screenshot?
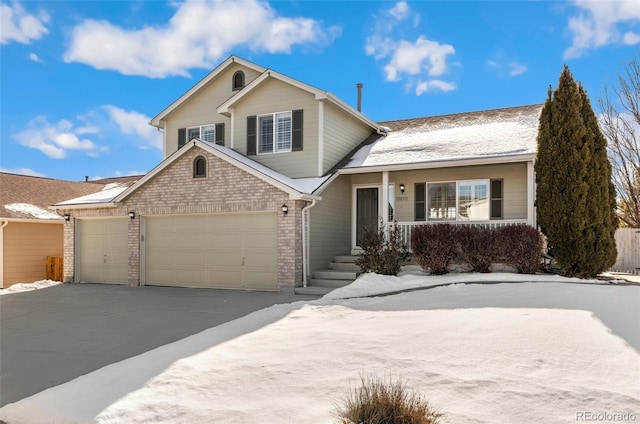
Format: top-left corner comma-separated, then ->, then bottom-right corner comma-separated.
215,123 -> 225,146
415,183 -> 426,221
490,179 -> 504,219
247,116 -> 257,155
292,109 -> 303,151
178,128 -> 186,148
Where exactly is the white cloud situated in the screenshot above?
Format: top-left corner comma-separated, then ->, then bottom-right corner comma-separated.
508,62 -> 527,76
103,105 -> 162,150
12,116 -> 100,159
63,0 -> 341,78
383,36 -> 455,81
0,2 -> 49,45
415,79 -> 456,95
28,52 -> 42,62
485,58 -> 528,77
366,2 -> 456,95
564,0 -> 640,59
0,167 -> 46,177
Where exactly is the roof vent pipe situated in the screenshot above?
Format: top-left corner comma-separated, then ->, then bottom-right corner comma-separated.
356,83 -> 363,112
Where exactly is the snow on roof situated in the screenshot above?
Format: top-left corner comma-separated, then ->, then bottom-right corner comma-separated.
346,104 -> 542,168
54,183 -> 131,206
4,203 -> 61,220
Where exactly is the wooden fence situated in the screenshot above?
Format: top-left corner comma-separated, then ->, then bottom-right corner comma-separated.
46,256 -> 63,282
610,228 -> 640,275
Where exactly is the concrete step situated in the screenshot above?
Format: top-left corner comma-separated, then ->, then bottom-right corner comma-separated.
309,278 -> 353,288
329,262 -> 361,272
314,270 -> 359,280
294,286 -> 334,296
333,255 -> 358,263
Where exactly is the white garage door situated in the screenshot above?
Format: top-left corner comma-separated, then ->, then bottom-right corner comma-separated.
76,219 -> 128,284
144,213 -> 278,291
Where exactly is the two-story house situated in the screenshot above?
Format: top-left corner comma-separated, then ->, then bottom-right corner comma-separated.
53,55 -> 541,293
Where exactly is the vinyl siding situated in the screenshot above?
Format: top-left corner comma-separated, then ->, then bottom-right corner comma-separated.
389,163 -> 528,221
233,78 -> 319,178
3,222 -> 62,288
164,63 -> 262,157
322,102 -> 373,173
309,175 -> 352,273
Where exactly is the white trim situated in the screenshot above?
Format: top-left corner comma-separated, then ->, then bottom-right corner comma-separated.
0,218 -> 63,224
229,107 -> 235,149
340,153 -> 536,174
527,160 -> 535,227
50,202 -> 119,211
318,101 -> 324,176
217,69 -> 379,131
352,184 -> 382,249
140,215 -> 146,286
150,55 -> 266,126
382,171 -> 389,236
301,199 -> 317,287
112,140 -> 321,203
257,111 -> 292,154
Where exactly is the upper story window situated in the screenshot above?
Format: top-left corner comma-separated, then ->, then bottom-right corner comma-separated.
179,123 -> 225,149
193,156 -> 207,178
187,124 -> 215,143
232,71 -> 245,90
258,112 -> 292,154
246,110 -> 302,155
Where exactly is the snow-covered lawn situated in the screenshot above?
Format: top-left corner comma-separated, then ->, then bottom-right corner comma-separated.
1,273 -> 638,424
0,280 -> 61,295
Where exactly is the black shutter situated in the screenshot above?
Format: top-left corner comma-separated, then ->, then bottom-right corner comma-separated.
490,179 -> 503,219
178,128 -> 186,149
415,183 -> 426,221
215,123 -> 225,146
247,116 -> 257,155
292,109 -> 303,151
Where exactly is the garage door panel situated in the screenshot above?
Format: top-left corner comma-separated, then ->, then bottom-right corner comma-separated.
77,219 -> 128,284
145,213 -> 278,290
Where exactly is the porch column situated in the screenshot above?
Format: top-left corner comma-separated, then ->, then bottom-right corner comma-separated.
527,160 -> 535,227
382,171 -> 389,237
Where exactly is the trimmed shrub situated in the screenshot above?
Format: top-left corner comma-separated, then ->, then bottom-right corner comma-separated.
458,226 -> 495,273
356,224 -> 408,275
411,224 -> 458,275
335,375 -> 442,424
495,225 -> 544,274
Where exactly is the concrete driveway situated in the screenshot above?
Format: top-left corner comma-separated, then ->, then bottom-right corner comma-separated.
0,283 -> 315,407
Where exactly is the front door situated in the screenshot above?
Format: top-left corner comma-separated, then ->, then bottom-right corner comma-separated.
356,187 -> 379,247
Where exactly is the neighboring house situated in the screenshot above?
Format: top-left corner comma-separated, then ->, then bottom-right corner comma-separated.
52,55 -> 542,293
0,173 -> 126,288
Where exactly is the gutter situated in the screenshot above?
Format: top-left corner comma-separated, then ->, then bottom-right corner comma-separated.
49,202 -> 119,211
301,199 -> 317,288
0,220 -> 7,288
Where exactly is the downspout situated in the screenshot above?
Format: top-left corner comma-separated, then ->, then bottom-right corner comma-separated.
301,199 -> 317,287
0,220 -> 8,288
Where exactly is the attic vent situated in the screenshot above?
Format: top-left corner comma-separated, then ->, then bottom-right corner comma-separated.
232,71 -> 245,91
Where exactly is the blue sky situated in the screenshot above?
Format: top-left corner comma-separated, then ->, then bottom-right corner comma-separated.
1,0 -> 638,181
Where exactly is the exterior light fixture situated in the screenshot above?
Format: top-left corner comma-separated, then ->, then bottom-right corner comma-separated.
128,211 -> 136,220
400,184 -> 405,194
281,204 -> 289,215
63,213 -> 70,222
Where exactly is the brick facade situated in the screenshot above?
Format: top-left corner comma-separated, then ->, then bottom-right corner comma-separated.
63,146 -> 304,289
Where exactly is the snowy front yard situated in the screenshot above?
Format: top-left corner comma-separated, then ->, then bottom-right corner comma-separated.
1,273 -> 638,423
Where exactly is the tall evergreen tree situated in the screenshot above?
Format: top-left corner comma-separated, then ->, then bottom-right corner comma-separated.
535,66 -> 618,277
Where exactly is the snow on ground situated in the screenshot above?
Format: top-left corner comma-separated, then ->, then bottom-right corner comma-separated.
0,280 -> 62,295
1,274 -> 638,424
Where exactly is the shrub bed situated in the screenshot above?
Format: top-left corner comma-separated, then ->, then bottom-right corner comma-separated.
411,224 -> 544,274
356,224 -> 408,275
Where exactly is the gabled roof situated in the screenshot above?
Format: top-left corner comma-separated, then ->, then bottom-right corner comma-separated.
342,104 -> 543,172
53,140 -> 325,209
0,173 -> 108,220
217,69 -> 379,131
149,55 -> 266,127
